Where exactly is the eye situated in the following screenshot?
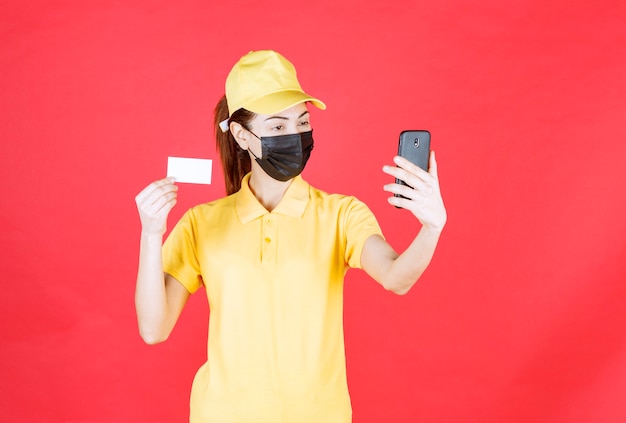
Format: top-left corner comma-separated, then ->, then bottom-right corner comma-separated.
271,124 -> 284,131
299,120 -> 310,126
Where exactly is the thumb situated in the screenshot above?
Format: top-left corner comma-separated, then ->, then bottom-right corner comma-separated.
429,150 -> 438,178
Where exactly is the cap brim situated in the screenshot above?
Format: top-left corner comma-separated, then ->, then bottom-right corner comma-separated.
243,90 -> 326,115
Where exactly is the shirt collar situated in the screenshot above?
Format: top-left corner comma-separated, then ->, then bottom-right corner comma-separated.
235,173 -> 310,224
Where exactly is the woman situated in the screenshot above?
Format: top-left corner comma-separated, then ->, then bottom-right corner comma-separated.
135,50 -> 446,423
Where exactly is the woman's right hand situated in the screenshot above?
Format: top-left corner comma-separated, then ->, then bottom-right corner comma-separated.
135,178 -> 179,236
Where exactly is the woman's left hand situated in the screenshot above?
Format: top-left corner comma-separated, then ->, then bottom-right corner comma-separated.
382,151 -> 447,231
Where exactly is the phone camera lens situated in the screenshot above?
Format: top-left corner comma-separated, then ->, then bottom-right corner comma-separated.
414,138 -> 420,147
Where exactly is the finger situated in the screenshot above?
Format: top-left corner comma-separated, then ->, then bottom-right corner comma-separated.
154,195 -> 178,217
429,151 -> 438,178
143,183 -> 179,211
150,182 -> 178,203
383,182 -> 419,200
137,188 -> 178,222
384,165 -> 430,195
393,156 -> 431,181
387,193 -> 417,210
136,178 -> 170,205
383,162 -> 428,182
146,189 -> 178,214
136,177 -> 176,204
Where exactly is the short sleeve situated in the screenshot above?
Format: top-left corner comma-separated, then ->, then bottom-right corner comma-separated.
342,198 -> 384,269
162,208 -> 203,293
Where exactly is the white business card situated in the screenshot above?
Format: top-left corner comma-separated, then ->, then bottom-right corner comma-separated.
167,156 -> 212,184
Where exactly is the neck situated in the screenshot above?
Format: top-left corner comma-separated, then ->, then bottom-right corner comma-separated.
248,167 -> 293,212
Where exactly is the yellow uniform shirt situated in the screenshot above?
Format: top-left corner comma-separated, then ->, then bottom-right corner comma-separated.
163,173 -> 383,423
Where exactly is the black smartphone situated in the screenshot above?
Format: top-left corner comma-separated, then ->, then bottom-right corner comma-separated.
395,130 -> 431,200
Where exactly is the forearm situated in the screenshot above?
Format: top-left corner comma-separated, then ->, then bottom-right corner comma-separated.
135,231 -> 170,344
383,225 -> 443,295
370,150 -> 447,294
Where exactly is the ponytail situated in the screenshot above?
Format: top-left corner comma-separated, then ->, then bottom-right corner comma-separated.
214,95 -> 256,195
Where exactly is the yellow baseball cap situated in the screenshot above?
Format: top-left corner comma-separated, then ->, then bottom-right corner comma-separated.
225,50 -> 326,116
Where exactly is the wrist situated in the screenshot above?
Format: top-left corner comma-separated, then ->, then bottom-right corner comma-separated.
422,221 -> 445,235
140,228 -> 165,241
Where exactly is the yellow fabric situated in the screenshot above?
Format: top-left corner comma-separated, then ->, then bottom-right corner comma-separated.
225,50 -> 326,116
162,173 -> 383,423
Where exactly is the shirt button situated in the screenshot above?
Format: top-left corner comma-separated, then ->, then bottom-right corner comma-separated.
264,237 -> 271,243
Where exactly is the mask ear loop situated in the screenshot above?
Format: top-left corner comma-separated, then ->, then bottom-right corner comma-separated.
248,148 -> 261,160
247,130 -> 262,159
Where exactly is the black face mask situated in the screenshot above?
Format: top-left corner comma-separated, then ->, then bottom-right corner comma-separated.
248,130 -> 314,182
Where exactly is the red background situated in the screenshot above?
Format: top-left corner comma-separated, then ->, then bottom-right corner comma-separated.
2,1 -> 625,422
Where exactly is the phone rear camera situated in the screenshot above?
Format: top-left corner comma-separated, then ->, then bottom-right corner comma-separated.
414,138 -> 420,147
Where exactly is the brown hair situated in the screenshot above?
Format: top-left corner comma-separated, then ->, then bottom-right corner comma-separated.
214,95 -> 256,195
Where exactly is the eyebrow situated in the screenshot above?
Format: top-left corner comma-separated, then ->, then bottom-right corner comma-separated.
264,110 -> 310,121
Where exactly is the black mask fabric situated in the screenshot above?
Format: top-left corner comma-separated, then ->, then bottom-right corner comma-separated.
249,130 -> 314,182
